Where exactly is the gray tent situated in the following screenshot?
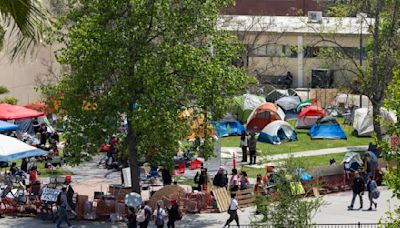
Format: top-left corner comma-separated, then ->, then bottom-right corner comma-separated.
275,96 -> 301,111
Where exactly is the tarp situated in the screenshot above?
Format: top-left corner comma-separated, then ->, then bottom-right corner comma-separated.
341,152 -> 363,172
246,103 -> 285,132
352,108 -> 397,136
211,121 -> 228,137
275,96 -> 301,111
309,116 -> 347,140
0,103 -> 44,120
211,121 -> 245,137
295,106 -> 327,129
15,118 -> 34,135
258,120 -> 297,144
0,121 -> 18,131
0,134 -> 48,161
231,94 -> 266,123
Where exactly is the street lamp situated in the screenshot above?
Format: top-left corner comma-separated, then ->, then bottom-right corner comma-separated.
357,12 -> 367,108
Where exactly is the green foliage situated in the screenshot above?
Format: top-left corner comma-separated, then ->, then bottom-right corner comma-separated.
254,157 -> 324,227
0,95 -> 18,105
0,86 -> 9,95
44,0 -> 248,168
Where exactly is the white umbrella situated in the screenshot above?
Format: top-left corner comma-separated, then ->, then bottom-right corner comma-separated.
0,134 -> 48,162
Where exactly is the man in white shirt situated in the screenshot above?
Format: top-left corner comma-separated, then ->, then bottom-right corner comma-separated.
224,194 -> 244,227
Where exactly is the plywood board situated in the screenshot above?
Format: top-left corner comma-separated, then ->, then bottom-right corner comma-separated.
213,187 -> 230,213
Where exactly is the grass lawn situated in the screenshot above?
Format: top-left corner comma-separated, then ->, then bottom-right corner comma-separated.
220,117 -> 372,156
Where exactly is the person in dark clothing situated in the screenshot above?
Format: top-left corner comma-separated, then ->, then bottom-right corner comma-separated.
213,167 -> 228,188
10,162 -> 18,175
127,207 -> 137,228
56,186 -> 75,228
348,171 -> 365,210
248,133 -> 257,165
367,175 -> 378,211
161,167 -> 172,186
38,123 -> 48,145
240,131 -> 248,163
194,168 -> 208,191
21,158 -> 28,173
167,199 -> 179,228
32,118 -> 40,133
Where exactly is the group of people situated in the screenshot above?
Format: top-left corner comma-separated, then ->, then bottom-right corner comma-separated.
5,159 -> 40,188
240,131 -> 258,165
128,200 -> 181,228
348,171 -> 380,211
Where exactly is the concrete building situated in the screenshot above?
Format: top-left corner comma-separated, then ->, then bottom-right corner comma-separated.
218,15 -> 372,88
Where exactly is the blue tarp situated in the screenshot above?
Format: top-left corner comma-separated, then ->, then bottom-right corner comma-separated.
309,122 -> 347,140
211,121 -> 228,137
211,121 -> 244,137
0,121 -> 18,132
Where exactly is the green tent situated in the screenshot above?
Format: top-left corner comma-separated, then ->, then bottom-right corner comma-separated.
231,94 -> 266,123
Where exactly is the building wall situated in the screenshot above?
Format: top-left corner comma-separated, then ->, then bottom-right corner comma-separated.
0,45 -> 59,105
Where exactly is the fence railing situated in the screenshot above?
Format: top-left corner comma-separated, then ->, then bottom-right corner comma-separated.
228,223 -> 386,228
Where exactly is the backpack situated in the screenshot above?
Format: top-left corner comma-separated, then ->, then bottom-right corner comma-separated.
155,209 -> 164,226
136,209 -> 146,223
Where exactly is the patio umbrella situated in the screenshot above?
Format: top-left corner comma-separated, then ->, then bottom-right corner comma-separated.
0,134 -> 48,162
0,121 -> 18,131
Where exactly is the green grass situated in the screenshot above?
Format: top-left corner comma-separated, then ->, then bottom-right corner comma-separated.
220,117 -> 371,156
13,159 -> 73,177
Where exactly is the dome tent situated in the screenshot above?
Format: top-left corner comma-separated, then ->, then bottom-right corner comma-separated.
309,116 -> 347,140
246,103 -> 285,132
275,96 -> 301,112
258,120 -> 297,144
352,108 -> 397,137
295,106 -> 327,129
231,94 -> 266,123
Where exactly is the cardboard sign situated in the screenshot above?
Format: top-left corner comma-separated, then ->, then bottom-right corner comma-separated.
41,187 -> 60,202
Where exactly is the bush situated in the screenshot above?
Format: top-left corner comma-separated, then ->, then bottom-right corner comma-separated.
0,96 -> 18,105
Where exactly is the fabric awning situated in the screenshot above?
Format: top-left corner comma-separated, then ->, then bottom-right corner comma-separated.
0,103 -> 44,120
0,120 -> 18,131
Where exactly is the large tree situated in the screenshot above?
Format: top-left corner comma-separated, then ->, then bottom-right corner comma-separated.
46,0 -> 247,193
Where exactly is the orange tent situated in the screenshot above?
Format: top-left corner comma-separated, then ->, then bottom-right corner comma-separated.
246,103 -> 285,132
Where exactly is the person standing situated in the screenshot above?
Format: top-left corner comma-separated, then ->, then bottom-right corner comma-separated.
240,131 -> 248,163
213,167 -> 228,188
239,171 -> 250,190
248,133 -> 257,165
21,158 -> 28,173
56,186 -> 75,228
167,199 -> 179,228
138,202 -> 152,228
367,175 -> 378,210
223,194 -> 244,228
161,166 -> 172,186
127,207 -> 137,228
229,169 -> 239,192
348,171 -> 365,210
153,201 -> 166,228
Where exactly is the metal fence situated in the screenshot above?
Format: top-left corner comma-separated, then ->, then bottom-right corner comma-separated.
228,223 -> 387,228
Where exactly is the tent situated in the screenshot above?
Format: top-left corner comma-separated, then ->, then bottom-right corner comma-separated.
0,103 -> 44,120
264,85 -> 298,103
353,108 -> 397,136
258,120 -> 297,144
275,96 -> 301,111
295,106 -> 327,129
211,121 -> 245,137
211,121 -> 228,137
296,98 -> 318,112
0,121 -> 18,131
309,116 -> 347,140
246,103 -> 285,132
0,134 -> 48,161
231,94 -> 266,123
341,152 -> 363,172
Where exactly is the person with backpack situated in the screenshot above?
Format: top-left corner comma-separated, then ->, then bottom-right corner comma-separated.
167,199 -> 181,228
127,207 -> 137,228
367,175 -> 379,210
153,201 -> 166,228
137,202 -> 152,228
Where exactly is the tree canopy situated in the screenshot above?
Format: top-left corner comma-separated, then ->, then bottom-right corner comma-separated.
46,0 -> 248,192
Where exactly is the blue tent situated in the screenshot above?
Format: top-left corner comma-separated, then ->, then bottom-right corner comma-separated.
211,121 -> 245,137
211,121 -> 228,137
309,116 -> 347,140
0,121 -> 18,132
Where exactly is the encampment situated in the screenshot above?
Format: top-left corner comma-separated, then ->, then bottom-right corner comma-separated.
246,103 -> 285,132
231,94 -> 266,123
342,152 -> 363,172
296,98 -> 318,112
352,108 -> 397,137
309,116 -> 347,140
275,96 -> 301,120
258,120 -> 297,144
295,106 -> 326,129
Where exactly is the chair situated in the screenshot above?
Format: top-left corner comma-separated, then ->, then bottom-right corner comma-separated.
190,160 -> 201,170
175,163 -> 185,175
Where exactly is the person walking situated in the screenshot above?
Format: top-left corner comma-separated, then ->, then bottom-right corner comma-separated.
167,199 -> 180,228
56,186 -> 75,228
138,202 -> 152,228
240,131 -> 248,163
348,171 -> 365,210
223,194 -> 244,228
127,207 -> 137,228
367,175 -> 378,210
153,201 -> 166,228
248,133 -> 257,165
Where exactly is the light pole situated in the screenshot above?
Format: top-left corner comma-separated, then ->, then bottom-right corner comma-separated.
357,13 -> 367,108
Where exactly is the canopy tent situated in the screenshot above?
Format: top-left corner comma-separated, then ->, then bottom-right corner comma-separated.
231,94 -> 266,123
296,98 -> 318,112
0,134 -> 48,161
352,108 -> 397,137
211,121 -> 245,137
295,106 -> 327,129
275,96 -> 301,111
258,120 -> 297,144
25,101 -> 51,113
0,121 -> 18,131
341,152 -> 363,172
246,103 -> 285,132
0,103 -> 44,120
309,116 -> 347,140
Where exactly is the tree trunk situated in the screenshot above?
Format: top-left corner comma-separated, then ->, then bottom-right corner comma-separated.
372,103 -> 383,141
127,118 -> 141,193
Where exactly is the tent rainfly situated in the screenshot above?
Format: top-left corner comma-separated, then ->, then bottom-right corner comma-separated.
295,106 -> 326,129
309,116 -> 347,140
231,94 -> 266,123
352,108 -> 397,137
258,120 -> 297,144
0,103 -> 44,120
246,103 -> 285,132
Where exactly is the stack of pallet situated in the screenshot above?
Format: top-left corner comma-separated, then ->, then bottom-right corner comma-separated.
212,187 -> 255,213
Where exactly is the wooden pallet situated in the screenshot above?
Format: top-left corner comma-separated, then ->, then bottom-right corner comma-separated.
212,187 -> 230,213
232,188 -> 255,208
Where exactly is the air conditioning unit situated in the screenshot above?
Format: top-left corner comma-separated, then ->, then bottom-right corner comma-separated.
308,11 -> 323,23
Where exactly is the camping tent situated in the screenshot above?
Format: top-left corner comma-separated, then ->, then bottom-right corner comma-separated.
332,94 -> 371,109
246,103 -> 285,132
275,96 -> 301,111
353,108 -> 397,136
309,116 -> 347,140
295,106 -> 327,129
341,152 -> 363,172
264,85 -> 298,103
0,121 -> 18,131
296,98 -> 318,112
211,121 -> 245,137
0,103 -> 44,120
258,120 -> 297,144
231,94 -> 266,123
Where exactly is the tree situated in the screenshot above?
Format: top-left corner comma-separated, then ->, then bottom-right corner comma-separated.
310,0 -> 400,140
0,0 -> 49,59
45,0 -> 248,193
